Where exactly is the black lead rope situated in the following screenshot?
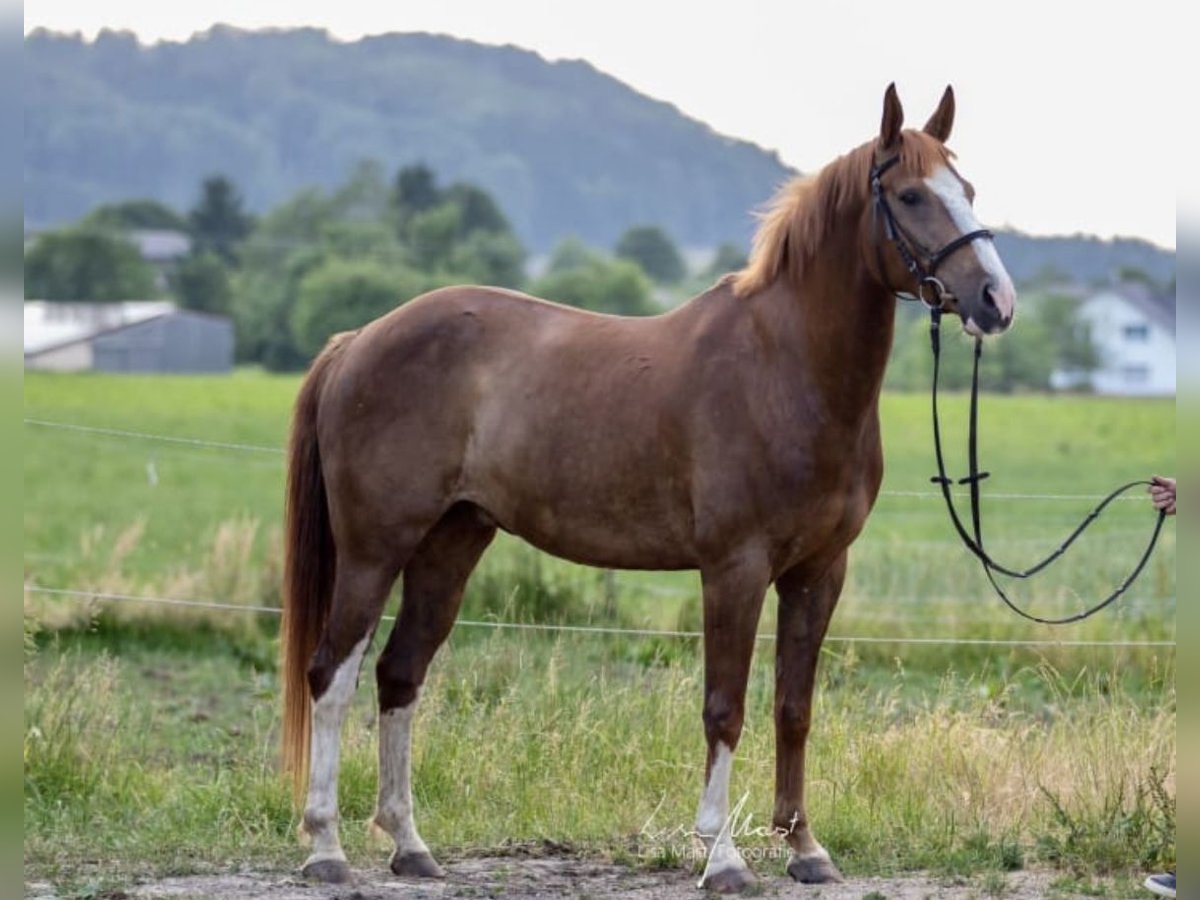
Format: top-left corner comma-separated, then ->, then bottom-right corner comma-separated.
927,307 -> 1167,625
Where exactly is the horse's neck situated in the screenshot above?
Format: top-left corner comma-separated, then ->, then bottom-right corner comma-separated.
751,240 -> 896,420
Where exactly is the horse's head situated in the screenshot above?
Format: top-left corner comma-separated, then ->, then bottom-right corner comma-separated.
866,84 -> 1016,336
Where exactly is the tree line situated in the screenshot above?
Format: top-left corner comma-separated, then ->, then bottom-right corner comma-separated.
24,160 -> 1108,390
24,163 -> 737,371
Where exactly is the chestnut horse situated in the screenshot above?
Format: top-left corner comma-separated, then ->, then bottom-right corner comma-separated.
280,84 -> 1016,892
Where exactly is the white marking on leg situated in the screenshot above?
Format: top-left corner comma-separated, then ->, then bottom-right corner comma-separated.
695,742 -> 749,886
925,165 -> 1016,320
302,636 -> 369,867
373,699 -> 431,858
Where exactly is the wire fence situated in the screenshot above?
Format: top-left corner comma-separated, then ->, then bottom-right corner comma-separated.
23,414 -> 1175,650
23,585 -> 1176,649
23,418 -> 283,455
23,417 -> 1155,503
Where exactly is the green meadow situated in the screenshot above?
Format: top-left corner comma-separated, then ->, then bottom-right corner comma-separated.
24,370 -> 1175,897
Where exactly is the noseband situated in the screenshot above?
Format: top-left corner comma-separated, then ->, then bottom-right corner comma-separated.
869,155 -> 994,307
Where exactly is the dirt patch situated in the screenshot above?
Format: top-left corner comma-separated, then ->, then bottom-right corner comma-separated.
27,857 -> 1078,899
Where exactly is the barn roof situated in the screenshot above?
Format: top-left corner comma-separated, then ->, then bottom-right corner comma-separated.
24,300 -> 178,356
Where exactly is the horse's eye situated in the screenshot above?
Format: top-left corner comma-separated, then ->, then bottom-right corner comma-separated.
898,189 -> 922,207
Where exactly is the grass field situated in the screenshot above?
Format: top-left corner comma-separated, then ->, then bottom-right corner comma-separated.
23,370 -> 1176,897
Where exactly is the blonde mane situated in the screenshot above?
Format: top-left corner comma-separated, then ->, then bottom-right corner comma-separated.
732,132 -> 952,297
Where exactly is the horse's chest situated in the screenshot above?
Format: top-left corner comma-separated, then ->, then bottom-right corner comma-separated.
758,437 -> 882,556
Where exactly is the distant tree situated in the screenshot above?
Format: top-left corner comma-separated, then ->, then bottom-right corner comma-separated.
230,162 -> 528,366
332,160 -> 392,223
447,230 -> 526,288
445,183 -> 511,236
233,245 -> 326,371
84,199 -> 188,232
392,163 -> 442,225
705,241 -> 749,279
1037,293 -> 1099,374
189,175 -> 254,265
885,293 -> 1083,393
232,170 -> 412,369
24,226 -> 157,301
393,169 -> 523,277
886,310 -> 987,391
545,236 -> 603,275
171,251 -> 232,315
1026,263 -> 1072,288
533,256 -> 655,316
981,320 -> 1056,393
289,259 -> 427,358
321,220 -> 409,266
408,204 -> 462,272
1116,266 -> 1169,294
615,225 -> 686,284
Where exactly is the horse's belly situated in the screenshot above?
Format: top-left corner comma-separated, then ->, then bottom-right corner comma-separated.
464,402 -> 698,569
469,475 -> 698,571
507,517 -> 697,571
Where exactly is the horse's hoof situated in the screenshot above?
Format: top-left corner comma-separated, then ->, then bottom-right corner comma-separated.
390,850 -> 446,879
301,857 -> 353,884
786,853 -> 844,884
700,865 -> 757,894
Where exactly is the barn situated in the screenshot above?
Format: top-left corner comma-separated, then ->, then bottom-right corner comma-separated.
24,301 -> 234,373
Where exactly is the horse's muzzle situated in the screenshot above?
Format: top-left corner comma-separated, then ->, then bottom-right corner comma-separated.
965,281 -> 1015,336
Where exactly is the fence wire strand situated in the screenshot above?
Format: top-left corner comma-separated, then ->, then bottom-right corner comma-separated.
24,414 -> 1173,648
24,585 -> 1175,649
24,417 -> 283,455
23,417 -> 1152,502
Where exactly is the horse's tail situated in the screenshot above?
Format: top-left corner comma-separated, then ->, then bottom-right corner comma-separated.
280,331 -> 355,801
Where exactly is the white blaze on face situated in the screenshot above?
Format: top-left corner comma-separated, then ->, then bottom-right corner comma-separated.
924,165 -> 1017,325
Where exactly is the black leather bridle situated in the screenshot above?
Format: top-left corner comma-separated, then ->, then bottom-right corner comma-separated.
870,155 -> 1167,625
869,154 -> 994,307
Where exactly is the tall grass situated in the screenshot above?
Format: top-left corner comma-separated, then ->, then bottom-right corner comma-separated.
24,627 -> 1174,884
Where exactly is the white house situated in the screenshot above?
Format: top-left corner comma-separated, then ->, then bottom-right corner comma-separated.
1051,283 -> 1175,396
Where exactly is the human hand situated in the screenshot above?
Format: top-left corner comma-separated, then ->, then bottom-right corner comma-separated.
1149,476 -> 1175,516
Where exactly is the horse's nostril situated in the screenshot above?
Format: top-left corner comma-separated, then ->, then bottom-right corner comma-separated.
981,284 -> 999,312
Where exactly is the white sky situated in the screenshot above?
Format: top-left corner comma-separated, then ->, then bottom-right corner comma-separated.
25,0 -> 1177,250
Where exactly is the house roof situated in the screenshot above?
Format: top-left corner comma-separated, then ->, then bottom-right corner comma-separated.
1092,282 -> 1176,334
24,300 -> 177,356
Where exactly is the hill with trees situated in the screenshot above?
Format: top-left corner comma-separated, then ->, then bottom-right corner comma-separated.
25,26 -> 1174,294
25,26 -> 792,251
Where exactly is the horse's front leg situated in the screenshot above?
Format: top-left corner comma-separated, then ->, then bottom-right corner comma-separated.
694,548 -> 771,894
771,554 -> 847,884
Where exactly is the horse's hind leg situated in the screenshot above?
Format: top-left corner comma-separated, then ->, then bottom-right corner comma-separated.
772,553 -> 847,884
695,548 -> 771,894
372,503 -> 496,878
301,556 -> 399,883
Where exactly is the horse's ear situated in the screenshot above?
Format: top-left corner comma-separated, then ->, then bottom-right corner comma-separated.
923,85 -> 955,143
880,83 -> 904,149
